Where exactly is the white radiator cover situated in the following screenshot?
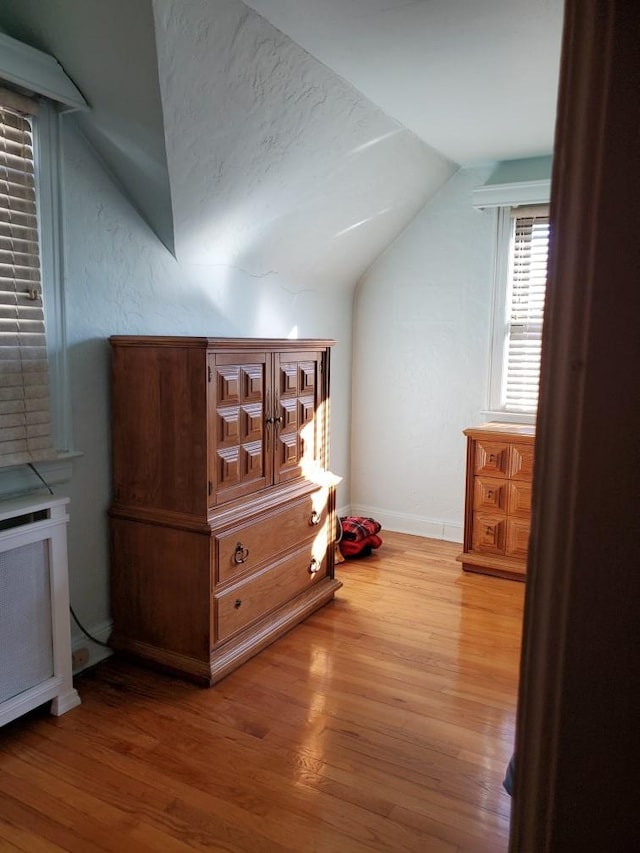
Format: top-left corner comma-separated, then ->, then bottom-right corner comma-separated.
0,495 -> 80,726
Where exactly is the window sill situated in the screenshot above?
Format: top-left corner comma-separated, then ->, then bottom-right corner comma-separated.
0,451 -> 83,500
480,410 -> 536,427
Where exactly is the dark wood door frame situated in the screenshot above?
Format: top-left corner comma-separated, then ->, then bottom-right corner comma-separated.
510,2 -> 639,850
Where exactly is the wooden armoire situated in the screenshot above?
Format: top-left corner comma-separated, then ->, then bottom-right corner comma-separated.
108,336 -> 341,685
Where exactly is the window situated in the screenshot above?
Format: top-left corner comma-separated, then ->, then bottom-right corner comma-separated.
487,204 -> 550,420
0,34 -> 86,493
0,88 -> 56,467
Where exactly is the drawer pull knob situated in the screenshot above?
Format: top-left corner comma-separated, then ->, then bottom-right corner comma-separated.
233,542 -> 250,564
234,599 -> 242,609
487,490 -> 494,499
309,510 -> 321,526
486,526 -> 494,536
308,558 -> 320,574
489,454 -> 496,462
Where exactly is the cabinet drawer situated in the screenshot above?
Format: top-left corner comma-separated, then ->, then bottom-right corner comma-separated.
215,490 -> 328,584
215,546 -> 327,642
508,444 -> 535,480
472,513 -> 506,555
473,477 -> 508,512
507,480 -> 532,517
505,517 -> 531,560
474,441 -> 509,478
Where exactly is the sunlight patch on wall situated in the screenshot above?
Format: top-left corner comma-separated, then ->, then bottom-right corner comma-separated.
334,208 -> 391,239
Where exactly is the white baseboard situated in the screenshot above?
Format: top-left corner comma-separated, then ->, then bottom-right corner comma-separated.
71,618 -> 113,674
343,504 -> 463,544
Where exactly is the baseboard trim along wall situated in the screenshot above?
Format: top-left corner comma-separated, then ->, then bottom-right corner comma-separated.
343,505 -> 463,544
71,618 -> 113,674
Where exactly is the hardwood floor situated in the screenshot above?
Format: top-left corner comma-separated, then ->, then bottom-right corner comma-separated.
0,532 -> 524,852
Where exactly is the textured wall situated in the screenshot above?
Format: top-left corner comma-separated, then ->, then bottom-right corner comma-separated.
153,0 -> 454,284
54,0 -> 454,645
350,166 -> 496,541
1,0 -> 456,652
0,0 -> 175,252
60,123 -> 355,640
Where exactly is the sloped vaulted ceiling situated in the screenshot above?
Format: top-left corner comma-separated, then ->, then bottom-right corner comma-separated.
0,0 -> 456,285
0,0 -> 562,285
151,0 -> 453,282
242,0 -> 564,164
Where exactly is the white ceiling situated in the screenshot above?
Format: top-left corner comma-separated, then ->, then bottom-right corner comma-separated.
242,0 -> 564,165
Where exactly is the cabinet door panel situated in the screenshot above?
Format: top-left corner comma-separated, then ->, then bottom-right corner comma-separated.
474,441 -> 509,477
506,517 -> 531,560
509,444 -> 535,480
507,481 -> 532,517
209,353 -> 269,504
472,513 -> 507,554
273,354 -> 320,484
473,477 -> 508,512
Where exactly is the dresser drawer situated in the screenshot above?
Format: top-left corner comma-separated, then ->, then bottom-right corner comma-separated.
215,546 -> 328,642
472,513 -> 506,555
215,489 -> 328,584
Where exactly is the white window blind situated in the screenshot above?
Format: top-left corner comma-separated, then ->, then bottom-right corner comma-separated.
0,91 -> 56,468
503,205 -> 550,413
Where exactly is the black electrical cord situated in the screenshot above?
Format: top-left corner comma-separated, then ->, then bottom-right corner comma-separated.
27,462 -> 54,495
70,605 -> 111,648
28,462 -> 111,650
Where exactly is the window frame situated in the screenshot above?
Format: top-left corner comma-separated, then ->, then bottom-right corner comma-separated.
0,32 -> 86,495
483,202 -> 550,425
34,98 -> 72,457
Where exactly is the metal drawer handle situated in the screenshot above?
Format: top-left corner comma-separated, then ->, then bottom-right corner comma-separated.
308,558 -> 320,574
234,599 -> 242,609
309,510 -> 321,526
233,542 -> 250,564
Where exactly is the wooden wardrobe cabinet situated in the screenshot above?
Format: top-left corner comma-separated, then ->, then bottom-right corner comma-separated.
109,336 -> 341,685
458,423 -> 535,581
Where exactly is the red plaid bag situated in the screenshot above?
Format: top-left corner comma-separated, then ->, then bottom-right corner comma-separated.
338,516 -> 382,558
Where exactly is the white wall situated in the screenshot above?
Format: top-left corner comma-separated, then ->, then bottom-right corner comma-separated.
350,166 -> 497,542
0,0 -> 459,668
19,0 -> 452,665
58,123 -> 357,661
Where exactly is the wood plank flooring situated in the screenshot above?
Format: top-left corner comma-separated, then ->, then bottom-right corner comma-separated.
0,532 -> 524,852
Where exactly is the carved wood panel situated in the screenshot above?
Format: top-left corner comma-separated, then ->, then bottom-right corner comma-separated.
509,444 -> 535,480
505,517 -> 531,560
472,513 -> 507,554
473,477 -> 508,512
274,356 -> 319,484
211,355 -> 268,501
507,481 -> 532,517
474,441 -> 509,477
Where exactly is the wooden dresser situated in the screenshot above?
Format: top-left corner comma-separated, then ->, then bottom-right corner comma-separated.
109,336 -> 341,685
459,423 -> 535,581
